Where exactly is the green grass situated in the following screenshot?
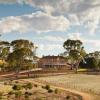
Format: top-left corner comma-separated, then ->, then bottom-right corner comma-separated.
77,68 -> 88,72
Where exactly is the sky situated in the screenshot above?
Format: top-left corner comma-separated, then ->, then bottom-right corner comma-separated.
0,0 -> 100,57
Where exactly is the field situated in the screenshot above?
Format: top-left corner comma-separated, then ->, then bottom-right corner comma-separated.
0,79 -> 82,100
0,74 -> 100,99
35,74 -> 100,99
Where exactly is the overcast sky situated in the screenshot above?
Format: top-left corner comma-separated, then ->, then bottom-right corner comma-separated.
0,0 -> 100,56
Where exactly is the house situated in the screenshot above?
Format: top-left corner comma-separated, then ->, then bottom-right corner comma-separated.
38,55 -> 70,70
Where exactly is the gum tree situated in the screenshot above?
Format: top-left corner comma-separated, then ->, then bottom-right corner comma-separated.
7,39 -> 36,78
63,39 -> 86,72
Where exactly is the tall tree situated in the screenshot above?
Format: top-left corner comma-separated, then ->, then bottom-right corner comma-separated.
11,39 -> 34,50
7,39 -> 36,78
7,48 -> 33,77
0,41 -> 10,59
0,41 -> 10,71
85,51 -> 100,70
63,39 -> 86,72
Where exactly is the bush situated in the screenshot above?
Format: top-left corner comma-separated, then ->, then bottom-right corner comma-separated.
41,86 -> 45,89
24,83 -> 33,90
25,92 -> 32,96
34,84 -> 38,87
4,82 -> 8,85
15,81 -> 19,84
12,84 -> 22,91
0,92 -> 3,99
48,89 -> 53,93
8,91 -> 14,95
24,92 -> 32,99
66,95 -> 71,100
14,91 -> 22,98
54,88 -> 58,94
45,85 -> 50,90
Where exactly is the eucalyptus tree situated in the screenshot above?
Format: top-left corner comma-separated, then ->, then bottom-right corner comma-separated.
7,47 -> 34,77
11,39 -> 34,56
11,39 -> 35,60
0,41 -> 10,71
93,51 -> 100,70
6,39 -> 36,77
0,41 -> 10,59
11,39 -> 34,50
63,39 -> 86,72
86,51 -> 100,70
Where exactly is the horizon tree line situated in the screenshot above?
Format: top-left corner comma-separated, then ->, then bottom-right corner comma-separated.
0,38 -> 100,74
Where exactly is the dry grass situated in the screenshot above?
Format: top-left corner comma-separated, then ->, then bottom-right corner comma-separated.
0,84 -> 12,93
36,74 -> 100,95
0,80 -> 81,100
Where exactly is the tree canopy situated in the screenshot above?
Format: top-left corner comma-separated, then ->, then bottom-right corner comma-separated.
63,39 -> 86,71
0,39 -> 37,75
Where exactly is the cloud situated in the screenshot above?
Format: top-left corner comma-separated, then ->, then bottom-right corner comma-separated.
23,0 -> 100,35
0,0 -> 100,35
67,32 -> 100,51
0,0 -> 100,55
67,33 -> 82,40
0,0 -> 16,4
38,44 -> 62,51
0,11 -> 70,34
39,35 -> 66,42
37,43 -> 63,56
84,39 -> 100,48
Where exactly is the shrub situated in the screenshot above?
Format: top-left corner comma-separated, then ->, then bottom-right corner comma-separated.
54,88 -> 58,94
4,82 -> 8,85
24,92 -> 32,99
45,85 -> 50,90
66,95 -> 71,100
48,89 -> 53,93
12,84 -> 22,91
24,83 -> 33,90
9,80 -> 13,85
41,86 -> 45,89
15,81 -> 19,84
14,91 -> 22,98
34,84 -> 38,87
25,92 -> 32,96
8,91 -> 13,98
8,91 -> 14,95
0,92 -> 3,99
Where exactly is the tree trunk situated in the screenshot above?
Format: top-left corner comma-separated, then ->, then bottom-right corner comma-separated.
28,72 -> 30,78
15,68 -> 20,79
75,61 -> 80,73
28,70 -> 31,78
15,71 -> 19,79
